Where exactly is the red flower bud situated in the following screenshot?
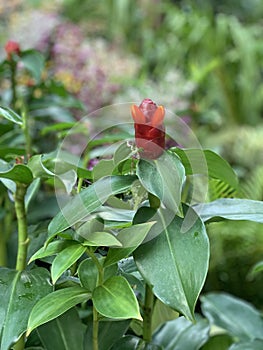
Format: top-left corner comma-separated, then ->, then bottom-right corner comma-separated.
131,98 -> 165,159
4,40 -> 20,60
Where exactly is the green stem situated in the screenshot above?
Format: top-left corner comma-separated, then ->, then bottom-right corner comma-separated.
10,61 -> 17,108
143,283 -> 154,342
86,248 -> 104,350
92,306 -> 99,350
14,183 -> 28,271
21,102 -> 32,157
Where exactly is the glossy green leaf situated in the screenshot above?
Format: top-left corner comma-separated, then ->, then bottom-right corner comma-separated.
0,164 -> 33,184
78,257 -> 117,292
84,320 -> 130,350
134,207 -> 209,321
194,198 -> 263,223
0,106 -> 23,125
104,222 -> 155,267
48,175 -> 136,235
153,317 -> 209,350
201,334 -> 235,350
92,276 -> 142,320
27,286 -> 91,336
51,243 -> 86,283
37,308 -> 86,350
78,228 -> 122,247
152,299 -> 179,333
28,240 -> 73,264
0,267 -> 52,350
201,293 -> 263,341
21,50 -> 45,83
111,335 -> 162,350
137,151 -> 185,212
174,148 -> 238,189
78,258 -> 99,291
93,159 -> 115,180
113,142 -> 135,166
25,178 -> 41,209
229,340 -> 263,350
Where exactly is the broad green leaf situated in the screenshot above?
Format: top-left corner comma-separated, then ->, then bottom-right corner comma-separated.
48,175 -> 137,235
173,148 -> 238,189
137,151 -> 185,212
92,276 -> 142,320
134,207 -> 209,321
194,198 -> 263,223
93,159 -> 115,180
0,267 -> 52,350
84,320 -> 130,350
37,308 -> 86,350
152,299 -> 179,333
25,178 -> 41,209
27,286 -> 91,336
28,240 -> 73,264
0,106 -> 23,125
111,335 -> 162,350
0,147 -> 25,159
0,164 -> 33,184
104,222 -> 155,267
201,293 -> 263,341
51,243 -> 86,283
78,258 -> 117,291
152,317 -> 209,350
76,218 -> 104,240
229,340 -> 263,350
20,50 -> 45,83
201,334 -> 233,350
113,142 -> 135,166
77,224 -> 122,247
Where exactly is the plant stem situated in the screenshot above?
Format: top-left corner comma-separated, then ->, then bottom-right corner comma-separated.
86,248 -> 103,350
92,306 -> 99,350
14,183 -> 28,271
143,283 -> 154,342
21,102 -> 32,157
10,61 -> 17,108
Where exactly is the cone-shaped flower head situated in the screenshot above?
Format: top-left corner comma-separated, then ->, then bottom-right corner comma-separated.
131,98 -> 165,159
5,40 -> 20,60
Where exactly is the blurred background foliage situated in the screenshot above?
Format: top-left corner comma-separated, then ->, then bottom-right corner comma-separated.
1,0 -> 263,308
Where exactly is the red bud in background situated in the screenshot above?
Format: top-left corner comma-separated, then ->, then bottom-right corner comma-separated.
131,98 -> 165,159
5,40 -> 20,60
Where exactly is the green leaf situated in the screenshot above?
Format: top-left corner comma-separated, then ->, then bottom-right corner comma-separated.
93,160 -> 115,180
229,340 -> 263,350
173,148 -> 238,189
84,320 -> 130,350
152,299 -> 179,333
201,334 -> 233,350
113,142 -> 135,166
92,276 -> 142,320
194,198 -> 263,223
153,317 -> 209,350
0,164 -> 33,184
25,178 -> 41,210
104,222 -> 155,267
27,286 -> 91,336
137,151 -> 185,212
134,207 -> 209,321
111,335 -> 162,350
201,293 -> 263,341
37,308 -> 86,350
51,243 -> 86,283
77,223 -> 122,247
0,106 -> 23,125
28,240 -> 73,264
48,175 -> 137,235
0,267 -> 52,350
248,260 -> 263,278
20,50 -> 45,83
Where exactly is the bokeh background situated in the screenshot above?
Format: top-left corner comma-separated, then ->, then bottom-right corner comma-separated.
1,0 -> 263,309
